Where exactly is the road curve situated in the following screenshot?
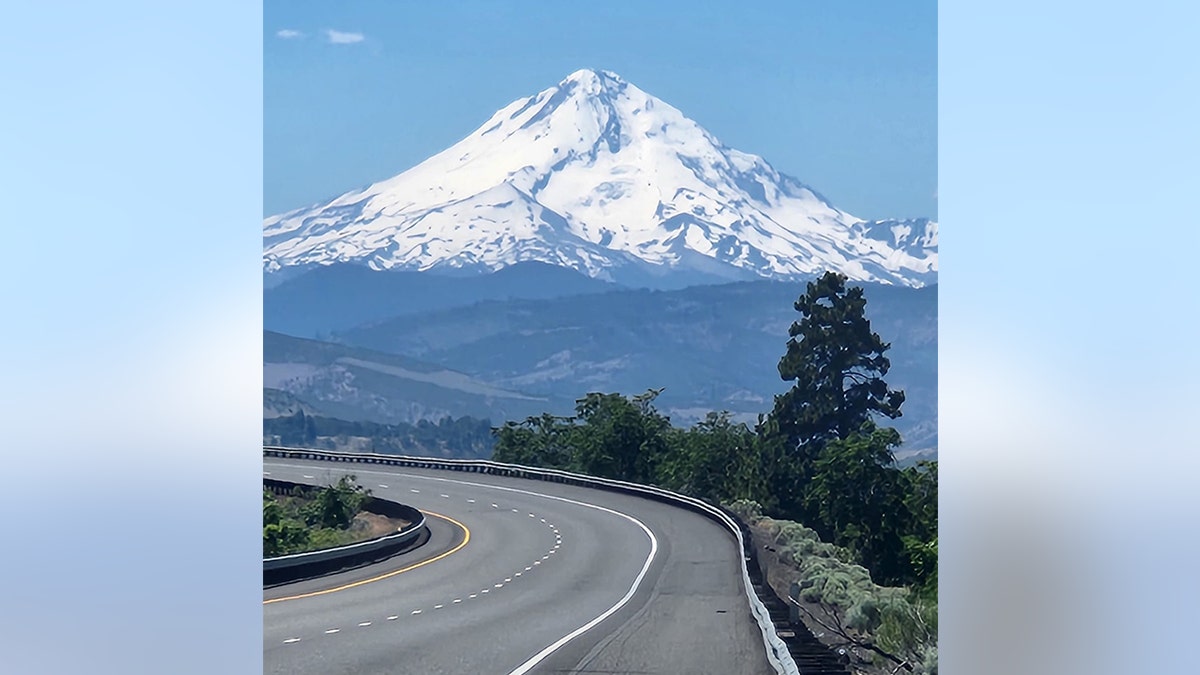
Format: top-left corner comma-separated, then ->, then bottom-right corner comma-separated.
264,458 -> 774,675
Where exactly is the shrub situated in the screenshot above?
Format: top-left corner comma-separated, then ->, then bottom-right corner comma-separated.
728,500 -> 937,672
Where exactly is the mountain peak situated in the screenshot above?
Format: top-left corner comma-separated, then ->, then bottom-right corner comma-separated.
562,67 -> 624,87
264,70 -> 937,288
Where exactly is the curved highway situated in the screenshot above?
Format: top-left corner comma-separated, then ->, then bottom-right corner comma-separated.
264,457 -> 774,675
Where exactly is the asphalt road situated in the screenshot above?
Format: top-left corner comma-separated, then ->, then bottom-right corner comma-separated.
264,458 -> 775,675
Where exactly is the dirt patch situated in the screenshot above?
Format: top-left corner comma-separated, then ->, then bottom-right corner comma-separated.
349,511 -> 411,541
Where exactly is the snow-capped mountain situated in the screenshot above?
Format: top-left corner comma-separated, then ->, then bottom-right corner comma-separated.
264,68 -> 937,287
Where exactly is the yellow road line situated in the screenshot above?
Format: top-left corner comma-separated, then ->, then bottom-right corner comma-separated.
263,510 -> 470,605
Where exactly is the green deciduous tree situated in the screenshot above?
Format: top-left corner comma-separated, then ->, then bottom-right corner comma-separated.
493,413 -> 575,468
901,460 -> 938,597
659,411 -> 767,504
303,475 -> 370,530
571,390 -> 671,484
804,423 -> 911,584
263,489 -> 309,557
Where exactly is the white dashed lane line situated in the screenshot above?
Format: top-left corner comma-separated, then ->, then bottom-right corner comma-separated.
279,504 -> 564,646
378,484 -> 389,489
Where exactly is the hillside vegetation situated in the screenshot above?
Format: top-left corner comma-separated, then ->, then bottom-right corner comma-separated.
263,476 -> 374,557
732,501 -> 937,674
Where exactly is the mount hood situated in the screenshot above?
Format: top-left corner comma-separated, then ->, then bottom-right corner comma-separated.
264,69 -> 937,287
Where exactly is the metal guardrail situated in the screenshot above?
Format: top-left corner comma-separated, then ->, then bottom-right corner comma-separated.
263,478 -> 427,584
263,446 -> 800,675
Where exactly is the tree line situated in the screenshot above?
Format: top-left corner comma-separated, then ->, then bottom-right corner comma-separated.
493,272 -> 936,593
265,412 -> 495,458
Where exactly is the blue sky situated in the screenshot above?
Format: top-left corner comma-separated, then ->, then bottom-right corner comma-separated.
265,1 -> 936,220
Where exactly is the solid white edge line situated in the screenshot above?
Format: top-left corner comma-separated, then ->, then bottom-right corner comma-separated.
504,503 -> 658,675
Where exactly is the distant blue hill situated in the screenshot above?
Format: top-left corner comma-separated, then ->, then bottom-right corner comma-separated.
265,278 -> 937,452
264,261 -> 621,338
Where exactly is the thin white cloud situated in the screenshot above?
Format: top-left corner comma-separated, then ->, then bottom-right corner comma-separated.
325,29 -> 365,45
275,29 -> 304,39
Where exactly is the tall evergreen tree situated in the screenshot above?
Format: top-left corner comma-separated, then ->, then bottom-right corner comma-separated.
770,271 -> 904,452
765,271 -> 905,517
